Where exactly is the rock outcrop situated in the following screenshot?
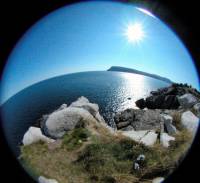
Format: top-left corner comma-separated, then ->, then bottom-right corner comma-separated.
135,98 -> 146,109
136,84 -> 200,110
161,114 -> 177,135
114,109 -> 162,131
193,103 -> 200,118
145,95 -> 180,109
116,84 -> 200,148
181,111 -> 199,135
178,93 -> 198,108
22,127 -> 55,146
42,97 -> 105,139
38,176 -> 58,183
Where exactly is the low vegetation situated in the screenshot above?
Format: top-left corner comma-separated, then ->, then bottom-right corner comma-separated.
172,111 -> 183,131
20,120 -> 192,183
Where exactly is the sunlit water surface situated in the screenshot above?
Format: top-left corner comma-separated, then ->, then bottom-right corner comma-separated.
1,71 -> 170,155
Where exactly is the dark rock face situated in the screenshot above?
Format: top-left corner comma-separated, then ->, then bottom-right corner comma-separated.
114,109 -> 134,129
114,109 -> 162,131
135,84 -> 200,110
136,95 -> 179,110
145,95 -> 179,109
135,98 -> 146,109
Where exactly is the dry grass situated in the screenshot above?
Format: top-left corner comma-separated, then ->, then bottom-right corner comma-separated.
20,119 -> 193,183
172,111 -> 183,130
20,141 -> 91,183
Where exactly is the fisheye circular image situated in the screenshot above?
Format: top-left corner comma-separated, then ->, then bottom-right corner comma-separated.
0,1 -> 199,183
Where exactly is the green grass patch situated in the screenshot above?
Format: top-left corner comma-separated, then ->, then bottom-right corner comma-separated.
62,128 -> 91,150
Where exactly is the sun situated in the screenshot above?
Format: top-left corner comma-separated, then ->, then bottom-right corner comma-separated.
125,22 -> 145,43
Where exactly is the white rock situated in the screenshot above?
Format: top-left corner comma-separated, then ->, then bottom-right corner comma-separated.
140,130 -> 158,146
122,130 -> 148,142
71,96 -> 89,104
160,132 -> 175,148
152,177 -> 165,183
178,93 -> 198,108
95,112 -> 106,123
122,130 -> 158,146
22,127 -> 55,146
161,114 -> 177,135
181,111 -> 199,135
38,176 -> 58,183
44,107 -> 96,138
70,96 -> 99,116
42,97 -> 106,139
59,103 -> 67,110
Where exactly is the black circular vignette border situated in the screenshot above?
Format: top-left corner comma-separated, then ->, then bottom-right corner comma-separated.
0,1 -> 199,183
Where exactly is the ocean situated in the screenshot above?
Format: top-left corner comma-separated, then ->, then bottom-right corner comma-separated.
1,71 -> 170,156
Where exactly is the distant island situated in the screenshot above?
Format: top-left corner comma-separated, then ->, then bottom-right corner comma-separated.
107,66 -> 173,83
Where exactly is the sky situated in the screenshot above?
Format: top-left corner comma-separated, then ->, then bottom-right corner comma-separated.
0,1 -> 199,104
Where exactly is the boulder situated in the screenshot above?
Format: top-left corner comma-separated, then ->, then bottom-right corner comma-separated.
145,95 -> 179,109
42,97 -> 105,139
160,132 -> 175,148
193,103 -> 200,118
161,114 -> 177,135
22,127 -> 55,146
152,177 -> 165,183
116,121 -> 131,129
163,95 -> 180,109
140,130 -> 158,146
135,98 -> 146,109
70,96 -> 98,117
181,111 -> 199,135
122,130 -> 148,142
122,130 -> 158,147
145,96 -> 160,109
120,125 -> 134,131
38,176 -> 58,183
114,109 -> 135,124
43,107 -> 97,139
132,110 -> 162,130
178,93 -> 198,108
115,109 -> 162,131
70,96 -> 105,123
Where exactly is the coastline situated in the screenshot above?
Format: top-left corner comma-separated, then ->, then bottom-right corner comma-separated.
19,83 -> 200,183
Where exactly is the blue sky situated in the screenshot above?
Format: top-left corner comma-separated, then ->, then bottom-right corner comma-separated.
1,1 -> 199,103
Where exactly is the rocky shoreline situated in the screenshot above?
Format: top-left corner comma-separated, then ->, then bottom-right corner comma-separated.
114,83 -> 199,147
20,83 -> 200,183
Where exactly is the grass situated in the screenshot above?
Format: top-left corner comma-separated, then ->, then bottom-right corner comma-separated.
62,127 -> 91,150
20,120 -> 193,183
172,111 -> 183,130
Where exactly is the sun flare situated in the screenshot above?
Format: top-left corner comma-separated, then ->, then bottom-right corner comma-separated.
125,22 -> 145,43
